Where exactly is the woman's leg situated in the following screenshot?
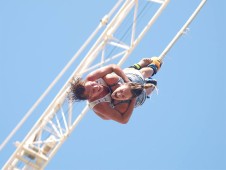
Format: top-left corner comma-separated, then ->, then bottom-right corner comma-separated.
140,67 -> 153,78
133,57 -> 162,78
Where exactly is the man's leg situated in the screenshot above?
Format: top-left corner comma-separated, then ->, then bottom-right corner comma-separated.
129,58 -> 151,69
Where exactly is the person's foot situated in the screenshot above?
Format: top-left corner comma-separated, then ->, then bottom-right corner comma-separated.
150,57 -> 162,70
145,78 -> 157,99
145,77 -> 157,86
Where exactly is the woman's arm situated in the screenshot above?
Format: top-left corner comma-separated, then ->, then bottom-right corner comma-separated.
93,99 -> 136,124
114,98 -> 136,116
86,64 -> 130,83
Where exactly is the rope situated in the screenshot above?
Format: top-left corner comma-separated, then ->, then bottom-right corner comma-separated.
158,0 -> 207,62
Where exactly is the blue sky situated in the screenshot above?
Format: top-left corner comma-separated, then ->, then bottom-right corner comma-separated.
0,0 -> 225,170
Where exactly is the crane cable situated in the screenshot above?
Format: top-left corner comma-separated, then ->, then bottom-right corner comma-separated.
158,0 -> 207,62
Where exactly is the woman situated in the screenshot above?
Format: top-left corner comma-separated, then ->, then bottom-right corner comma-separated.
69,57 -> 161,124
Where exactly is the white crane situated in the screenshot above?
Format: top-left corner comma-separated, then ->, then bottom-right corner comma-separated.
1,0 -> 206,169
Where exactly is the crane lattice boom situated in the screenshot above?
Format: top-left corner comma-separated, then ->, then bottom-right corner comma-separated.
2,0 -> 170,169
1,0 -> 206,169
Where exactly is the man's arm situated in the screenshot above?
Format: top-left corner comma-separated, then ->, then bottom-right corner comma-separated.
86,64 -> 130,83
93,99 -> 136,124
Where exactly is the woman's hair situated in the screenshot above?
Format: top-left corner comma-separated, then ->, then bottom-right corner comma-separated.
128,82 -> 155,98
68,77 -> 88,102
